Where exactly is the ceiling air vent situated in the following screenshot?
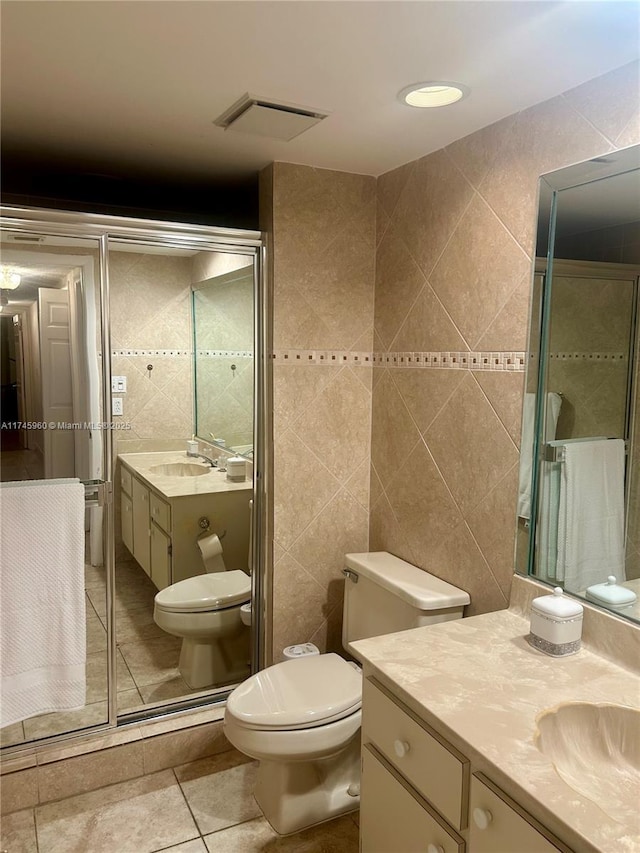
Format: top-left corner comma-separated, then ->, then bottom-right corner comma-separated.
214,94 -> 328,142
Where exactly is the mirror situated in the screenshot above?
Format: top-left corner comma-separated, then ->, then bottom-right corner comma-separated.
109,239 -> 257,713
192,259 -> 254,456
517,144 -> 640,624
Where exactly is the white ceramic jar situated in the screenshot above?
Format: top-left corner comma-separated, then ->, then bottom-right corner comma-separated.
528,587 -> 583,657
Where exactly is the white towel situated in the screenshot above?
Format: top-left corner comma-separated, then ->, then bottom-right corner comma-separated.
517,391 -> 563,519
0,480 -> 86,727
556,439 -> 626,591
536,437 -> 606,582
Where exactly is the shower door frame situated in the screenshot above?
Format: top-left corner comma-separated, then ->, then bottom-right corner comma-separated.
0,205 -> 269,752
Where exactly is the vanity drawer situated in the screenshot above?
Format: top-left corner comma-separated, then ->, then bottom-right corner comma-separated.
120,466 -> 132,497
361,745 -> 465,853
469,774 -> 571,853
150,493 -> 171,532
362,677 -> 468,831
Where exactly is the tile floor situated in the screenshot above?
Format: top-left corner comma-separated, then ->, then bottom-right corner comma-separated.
0,749 -> 360,853
0,441 -> 44,482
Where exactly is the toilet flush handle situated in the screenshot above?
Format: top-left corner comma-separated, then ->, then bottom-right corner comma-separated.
342,568 -> 359,583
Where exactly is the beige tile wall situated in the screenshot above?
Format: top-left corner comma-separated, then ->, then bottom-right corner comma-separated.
264,163 -> 376,661
109,249 -> 194,441
370,61 -> 640,617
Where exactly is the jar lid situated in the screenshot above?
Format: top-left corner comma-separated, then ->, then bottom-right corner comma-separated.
531,587 -> 583,620
585,576 -> 637,607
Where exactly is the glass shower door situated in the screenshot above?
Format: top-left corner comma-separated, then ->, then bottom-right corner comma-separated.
0,229 -> 112,747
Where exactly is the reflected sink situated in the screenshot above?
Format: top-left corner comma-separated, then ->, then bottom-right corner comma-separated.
535,702 -> 640,825
149,462 -> 211,477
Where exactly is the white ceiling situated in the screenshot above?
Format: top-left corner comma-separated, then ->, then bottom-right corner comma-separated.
1,1 -> 639,183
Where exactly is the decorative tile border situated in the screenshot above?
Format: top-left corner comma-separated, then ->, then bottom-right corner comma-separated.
110,349 -> 254,358
271,350 -> 373,366
195,350 -> 253,358
548,352 -> 627,361
112,349 -> 191,357
272,350 -> 526,371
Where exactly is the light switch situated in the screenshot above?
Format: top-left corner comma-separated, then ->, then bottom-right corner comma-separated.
111,376 -> 127,393
112,398 -> 123,416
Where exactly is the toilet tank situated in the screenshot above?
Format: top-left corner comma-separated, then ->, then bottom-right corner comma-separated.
342,552 -> 470,657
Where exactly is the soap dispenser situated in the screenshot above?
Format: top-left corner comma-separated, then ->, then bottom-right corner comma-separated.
528,587 -> 583,657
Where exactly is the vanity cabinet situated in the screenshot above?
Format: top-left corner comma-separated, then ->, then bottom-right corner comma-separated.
361,677 -> 572,853
468,774 -> 563,853
131,477 -> 152,576
118,458 -> 251,592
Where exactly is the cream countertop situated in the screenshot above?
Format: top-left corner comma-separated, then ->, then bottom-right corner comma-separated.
119,451 -> 253,499
352,609 -> 640,853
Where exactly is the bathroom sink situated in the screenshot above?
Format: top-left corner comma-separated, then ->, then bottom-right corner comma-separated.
149,462 -> 211,477
535,702 -> 640,824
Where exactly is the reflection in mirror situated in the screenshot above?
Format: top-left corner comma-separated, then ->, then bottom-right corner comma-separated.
193,260 -> 254,456
518,144 -> 640,624
110,241 -> 255,715
0,231 -> 108,747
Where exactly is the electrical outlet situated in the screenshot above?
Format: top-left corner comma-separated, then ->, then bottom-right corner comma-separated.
112,397 -> 123,416
111,376 -> 127,393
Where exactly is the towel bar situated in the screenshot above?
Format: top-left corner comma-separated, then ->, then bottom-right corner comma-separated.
544,439 -> 629,463
82,480 -> 112,507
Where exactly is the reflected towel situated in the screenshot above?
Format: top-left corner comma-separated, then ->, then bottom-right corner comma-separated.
517,392 -> 563,519
537,437 -> 606,581
0,480 -> 86,727
556,439 -> 625,590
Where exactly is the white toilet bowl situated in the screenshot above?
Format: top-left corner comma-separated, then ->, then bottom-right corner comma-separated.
154,570 -> 251,689
224,653 -> 362,835
223,551 -> 471,836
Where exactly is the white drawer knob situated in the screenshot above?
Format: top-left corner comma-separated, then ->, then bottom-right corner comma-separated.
427,845 -> 445,853
393,739 -> 410,758
473,807 -> 493,830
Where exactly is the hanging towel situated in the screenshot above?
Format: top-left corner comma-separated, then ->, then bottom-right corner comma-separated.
536,437 -> 606,582
0,479 -> 86,727
517,391 -> 563,519
556,439 -> 626,591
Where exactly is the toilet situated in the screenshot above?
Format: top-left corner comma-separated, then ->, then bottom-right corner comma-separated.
224,551 -> 470,835
154,570 -> 251,689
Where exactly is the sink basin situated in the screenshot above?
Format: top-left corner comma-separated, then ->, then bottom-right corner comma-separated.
149,462 -> 210,477
535,702 -> 640,825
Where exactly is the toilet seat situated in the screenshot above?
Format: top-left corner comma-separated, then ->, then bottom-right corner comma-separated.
154,570 -> 251,613
226,653 -> 362,731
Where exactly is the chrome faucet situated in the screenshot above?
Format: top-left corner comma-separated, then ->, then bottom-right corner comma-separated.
186,450 -> 217,467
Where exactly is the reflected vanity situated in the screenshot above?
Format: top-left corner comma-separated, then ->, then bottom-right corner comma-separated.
516,144 -> 640,624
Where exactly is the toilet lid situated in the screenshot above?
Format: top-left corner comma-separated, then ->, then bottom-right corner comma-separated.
154,570 -> 251,613
226,653 -> 362,730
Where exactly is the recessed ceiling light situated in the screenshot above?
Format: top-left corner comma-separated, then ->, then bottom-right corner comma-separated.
0,267 -> 21,290
399,81 -> 469,109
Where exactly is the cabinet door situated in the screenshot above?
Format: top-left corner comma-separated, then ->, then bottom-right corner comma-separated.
150,492 -> 171,533
121,491 -> 134,555
132,477 -> 151,576
469,775 -> 567,853
361,746 -> 464,853
150,522 -> 171,591
363,678 -> 468,830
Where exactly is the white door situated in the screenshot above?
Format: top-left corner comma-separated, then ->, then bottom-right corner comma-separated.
12,316 -> 27,449
39,288 -> 75,478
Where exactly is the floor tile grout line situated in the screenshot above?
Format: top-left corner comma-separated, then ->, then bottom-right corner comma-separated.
172,766 -> 207,842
